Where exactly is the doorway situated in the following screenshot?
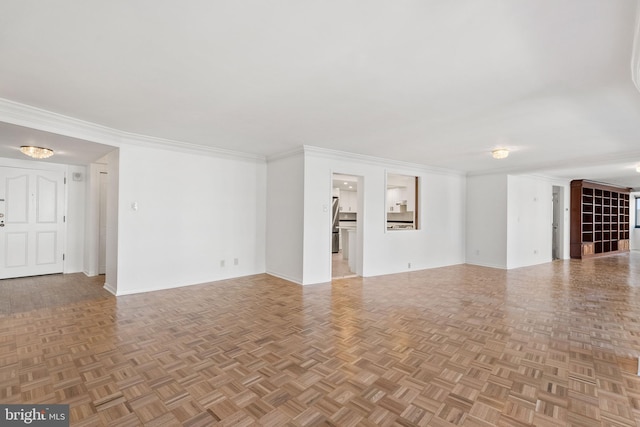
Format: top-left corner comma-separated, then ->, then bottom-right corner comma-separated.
0,166 -> 65,279
98,171 -> 108,274
331,173 -> 360,279
552,185 -> 564,260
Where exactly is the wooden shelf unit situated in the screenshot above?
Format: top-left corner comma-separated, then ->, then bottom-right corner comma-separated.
570,180 -> 631,259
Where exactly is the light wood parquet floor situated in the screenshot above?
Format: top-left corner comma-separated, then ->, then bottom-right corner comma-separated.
332,252 -> 356,279
2,254 -> 640,426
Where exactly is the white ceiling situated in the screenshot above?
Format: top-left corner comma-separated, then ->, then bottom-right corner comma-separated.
1,1 -> 640,187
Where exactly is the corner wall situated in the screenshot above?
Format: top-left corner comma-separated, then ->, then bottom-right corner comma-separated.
466,174 -> 508,268
506,175 -> 553,268
265,151 -> 305,284
114,145 -> 266,295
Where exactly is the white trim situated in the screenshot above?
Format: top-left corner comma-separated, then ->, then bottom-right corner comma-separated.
467,151 -> 640,179
0,97 -> 265,162
114,273 -> 276,296
302,145 -> 465,177
265,271 -> 303,286
0,157 -> 68,171
464,261 -> 507,270
266,146 -> 305,162
103,282 -> 117,295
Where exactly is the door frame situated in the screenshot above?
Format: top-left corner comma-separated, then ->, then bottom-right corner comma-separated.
552,185 -> 565,260
85,162 -> 108,277
330,171 -> 364,279
0,158 -> 67,278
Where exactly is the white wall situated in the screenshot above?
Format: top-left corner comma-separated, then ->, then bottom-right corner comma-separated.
64,164 -> 87,273
467,174 -> 570,270
506,175 -> 553,268
113,145 -> 266,295
104,149 -> 119,294
466,174 -> 508,268
265,151 -> 304,284
302,148 -> 466,285
84,161 -> 108,277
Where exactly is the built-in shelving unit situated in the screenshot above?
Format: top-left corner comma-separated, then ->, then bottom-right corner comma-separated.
570,180 -> 631,259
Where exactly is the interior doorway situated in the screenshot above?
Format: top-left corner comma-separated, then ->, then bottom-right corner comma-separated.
98,171 -> 108,275
552,185 -> 564,260
331,173 -> 360,279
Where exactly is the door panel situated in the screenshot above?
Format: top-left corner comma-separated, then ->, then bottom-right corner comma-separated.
36,231 -> 57,265
6,232 -> 28,267
36,176 -> 58,223
0,167 -> 64,279
6,174 -> 29,223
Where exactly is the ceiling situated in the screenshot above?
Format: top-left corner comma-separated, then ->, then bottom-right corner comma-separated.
1,1 -> 640,187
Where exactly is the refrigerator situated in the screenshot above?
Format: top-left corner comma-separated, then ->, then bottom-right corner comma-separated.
332,197 -> 339,253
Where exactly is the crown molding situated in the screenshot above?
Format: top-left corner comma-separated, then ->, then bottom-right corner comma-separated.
0,97 -> 265,162
266,146 -> 305,162
301,145 -> 465,177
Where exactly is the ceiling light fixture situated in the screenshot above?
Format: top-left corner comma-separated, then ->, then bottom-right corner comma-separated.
20,146 -> 54,159
491,148 -> 509,159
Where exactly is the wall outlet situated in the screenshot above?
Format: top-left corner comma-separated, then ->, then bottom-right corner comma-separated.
234,258 -> 239,266
220,260 -> 225,267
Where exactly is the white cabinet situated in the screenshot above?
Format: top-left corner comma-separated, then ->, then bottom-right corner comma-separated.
387,187 -> 408,212
339,190 -> 357,213
387,188 -> 397,212
406,178 -> 416,212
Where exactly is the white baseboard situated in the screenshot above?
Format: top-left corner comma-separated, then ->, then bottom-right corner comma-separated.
103,282 -> 117,295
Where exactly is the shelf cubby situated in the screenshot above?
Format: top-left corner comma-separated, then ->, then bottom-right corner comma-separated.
571,180 -> 631,259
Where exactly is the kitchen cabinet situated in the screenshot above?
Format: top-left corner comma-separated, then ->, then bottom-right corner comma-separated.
406,178 -> 416,212
339,190 -> 357,213
387,187 -> 408,212
570,180 -> 630,259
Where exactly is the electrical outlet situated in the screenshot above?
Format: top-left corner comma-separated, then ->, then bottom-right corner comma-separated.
220,260 -> 225,267
234,258 -> 239,266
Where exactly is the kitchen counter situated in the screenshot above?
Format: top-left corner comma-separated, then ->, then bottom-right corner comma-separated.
337,226 -> 357,272
387,223 -> 415,230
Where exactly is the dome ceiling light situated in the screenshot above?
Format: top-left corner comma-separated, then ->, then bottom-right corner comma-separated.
20,146 -> 54,159
491,148 -> 509,159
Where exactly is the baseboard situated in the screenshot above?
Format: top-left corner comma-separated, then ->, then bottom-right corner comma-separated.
265,271 -> 303,285
103,282 -> 117,295
464,261 -> 507,269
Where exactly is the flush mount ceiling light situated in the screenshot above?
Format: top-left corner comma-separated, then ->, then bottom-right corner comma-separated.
20,146 -> 54,159
491,148 -> 509,159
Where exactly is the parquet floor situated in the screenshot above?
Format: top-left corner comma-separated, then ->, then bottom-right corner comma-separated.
2,254 -> 640,426
332,252 -> 356,279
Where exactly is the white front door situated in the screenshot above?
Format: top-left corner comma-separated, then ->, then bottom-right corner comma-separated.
0,167 -> 65,279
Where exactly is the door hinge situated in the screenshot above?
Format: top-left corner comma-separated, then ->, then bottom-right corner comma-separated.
63,254 -> 65,261
63,216 -> 66,222
64,177 -> 67,184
